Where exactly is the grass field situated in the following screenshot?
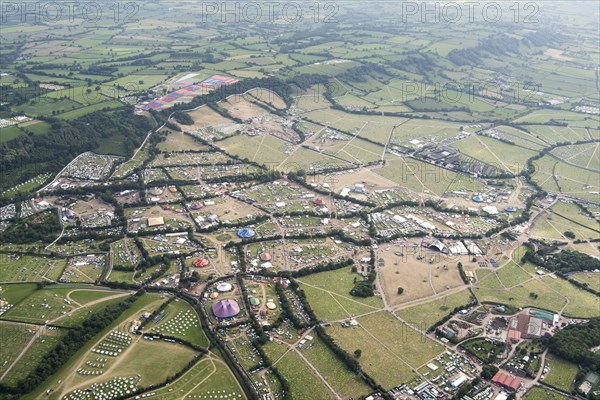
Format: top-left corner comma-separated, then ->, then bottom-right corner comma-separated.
0,254 -> 66,282
541,276 -> 600,318
301,336 -> 372,399
299,282 -> 382,322
461,337 -> 504,363
453,135 -> 535,174
22,293 -> 169,399
0,285 -> 127,324
496,262 -> 532,288
52,296 -> 127,328
93,339 -> 197,386
474,277 -> 567,313
271,348 -> 336,400
148,355 -> 245,400
570,272 -> 600,292
532,154 -> 599,202
298,267 -> 383,310
2,286 -> 81,323
395,289 -> 475,330
67,289 -> 121,305
375,156 -> 483,196
0,283 -> 38,305
1,327 -> 64,387
542,353 -> 578,392
523,386 -> 573,400
326,311 -> 443,389
0,322 -> 37,376
146,298 -> 209,348
0,126 -> 24,142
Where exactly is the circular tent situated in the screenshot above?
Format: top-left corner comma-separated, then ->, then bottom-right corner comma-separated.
190,203 -> 202,210
149,187 -> 163,196
212,299 -> 240,319
249,297 -> 260,306
259,252 -> 271,262
217,282 -> 233,292
193,258 -> 209,267
237,228 -> 256,239
210,292 -> 219,299
266,301 -> 277,310
313,198 -> 325,206
472,195 -> 484,203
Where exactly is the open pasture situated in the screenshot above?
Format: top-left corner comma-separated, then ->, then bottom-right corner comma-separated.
395,289 -> 475,330
523,387 -> 572,400
570,272 -> 600,292
475,274 -> 599,318
542,353 -> 578,392
298,266 -> 383,309
157,131 -> 210,152
453,135 -> 536,174
532,155 -> 599,201
269,347 -> 336,400
325,312 -> 440,389
218,133 -> 290,166
378,244 -> 467,306
551,143 -> 600,171
525,124 -> 595,144
300,336 -> 372,399
147,356 -> 245,400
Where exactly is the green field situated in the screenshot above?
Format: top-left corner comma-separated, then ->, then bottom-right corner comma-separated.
542,353 -> 578,392
146,298 -> 209,348
300,336 -> 372,399
523,386 -> 573,400
1,326 -> 64,387
0,322 -> 37,377
67,289 -> 120,305
570,272 -> 600,292
148,356 -> 244,400
22,292 -> 168,399
0,283 -> 38,306
396,289 -> 475,330
326,311 -> 443,389
270,347 -> 335,400
0,126 -> 24,142
496,261 -> 533,288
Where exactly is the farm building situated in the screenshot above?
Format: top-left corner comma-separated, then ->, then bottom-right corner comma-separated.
506,329 -> 521,343
491,371 -> 521,391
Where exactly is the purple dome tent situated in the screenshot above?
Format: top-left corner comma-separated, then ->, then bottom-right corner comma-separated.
212,299 -> 240,319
